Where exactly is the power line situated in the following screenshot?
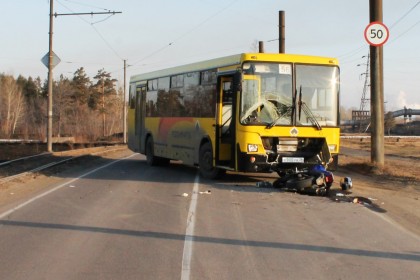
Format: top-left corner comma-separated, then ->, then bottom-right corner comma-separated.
337,1 -> 419,60
63,0 -> 110,11
130,0 -> 239,67
55,0 -> 123,61
90,24 -> 124,60
389,19 -> 420,43
389,0 -> 420,29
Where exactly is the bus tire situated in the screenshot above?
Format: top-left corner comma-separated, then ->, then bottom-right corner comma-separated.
199,142 -> 225,179
146,137 -> 159,166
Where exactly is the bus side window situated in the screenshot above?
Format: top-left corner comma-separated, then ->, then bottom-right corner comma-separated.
129,84 -> 136,109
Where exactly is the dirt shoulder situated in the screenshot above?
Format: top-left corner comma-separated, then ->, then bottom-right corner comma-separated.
0,147 -> 133,214
337,138 -> 420,236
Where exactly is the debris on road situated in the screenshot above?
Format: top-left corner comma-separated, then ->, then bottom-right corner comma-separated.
256,181 -> 273,188
199,190 -> 211,194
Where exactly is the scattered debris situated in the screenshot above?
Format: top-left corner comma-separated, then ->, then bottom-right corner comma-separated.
256,181 -> 273,188
199,190 -> 211,194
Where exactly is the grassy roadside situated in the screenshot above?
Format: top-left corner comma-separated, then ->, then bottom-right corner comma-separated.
339,138 -> 420,183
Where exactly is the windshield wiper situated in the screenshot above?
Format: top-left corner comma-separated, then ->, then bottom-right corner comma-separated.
298,85 -> 303,121
291,88 -> 296,125
297,86 -> 322,130
266,105 -> 293,129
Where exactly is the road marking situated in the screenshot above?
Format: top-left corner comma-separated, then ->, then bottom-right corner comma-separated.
0,153 -> 138,220
181,173 -> 199,280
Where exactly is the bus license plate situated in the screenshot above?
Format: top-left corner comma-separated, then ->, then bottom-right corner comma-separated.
282,157 -> 304,163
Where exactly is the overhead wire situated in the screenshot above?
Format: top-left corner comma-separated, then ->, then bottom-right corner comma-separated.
63,0 -> 110,12
55,0 -> 124,62
389,1 -> 420,29
129,0 -> 239,68
337,1 -> 420,62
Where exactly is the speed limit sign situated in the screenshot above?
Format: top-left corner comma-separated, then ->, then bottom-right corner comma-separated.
364,22 -> 389,46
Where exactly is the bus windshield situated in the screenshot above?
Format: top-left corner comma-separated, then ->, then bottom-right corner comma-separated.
240,62 -> 339,127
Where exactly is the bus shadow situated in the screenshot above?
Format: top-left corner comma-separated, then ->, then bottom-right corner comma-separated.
1,219 -> 418,262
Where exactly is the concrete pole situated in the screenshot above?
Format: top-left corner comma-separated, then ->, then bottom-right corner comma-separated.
258,41 -> 264,53
123,60 -> 127,144
279,11 -> 285,53
369,0 -> 385,168
47,0 -> 54,152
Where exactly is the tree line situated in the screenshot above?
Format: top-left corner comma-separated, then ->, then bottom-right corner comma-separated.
0,68 -> 124,142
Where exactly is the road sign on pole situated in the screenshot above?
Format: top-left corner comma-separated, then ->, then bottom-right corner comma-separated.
41,51 -> 61,69
364,21 -> 389,46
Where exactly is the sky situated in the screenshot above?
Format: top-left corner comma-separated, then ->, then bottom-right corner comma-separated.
1,0 -> 419,111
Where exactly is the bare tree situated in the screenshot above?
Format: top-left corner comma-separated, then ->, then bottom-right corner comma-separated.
106,89 -> 124,137
0,69 -> 123,142
0,75 -> 25,138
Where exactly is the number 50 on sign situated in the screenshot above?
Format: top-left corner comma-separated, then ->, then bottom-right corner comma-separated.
364,22 -> 389,46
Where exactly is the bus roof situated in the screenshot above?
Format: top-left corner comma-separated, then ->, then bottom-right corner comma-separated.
129,53 -> 338,83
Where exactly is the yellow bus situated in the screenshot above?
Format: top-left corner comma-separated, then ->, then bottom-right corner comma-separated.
128,53 -> 340,188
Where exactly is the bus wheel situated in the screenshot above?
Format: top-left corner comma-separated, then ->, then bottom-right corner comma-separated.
146,137 -> 159,166
199,142 -> 225,179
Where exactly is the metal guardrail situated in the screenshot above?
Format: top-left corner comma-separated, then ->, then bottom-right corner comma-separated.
0,139 -> 42,143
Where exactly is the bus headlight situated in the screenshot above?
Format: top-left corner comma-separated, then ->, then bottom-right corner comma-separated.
247,144 -> 258,152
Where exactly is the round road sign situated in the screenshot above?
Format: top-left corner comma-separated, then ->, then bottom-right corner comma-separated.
364,22 -> 389,46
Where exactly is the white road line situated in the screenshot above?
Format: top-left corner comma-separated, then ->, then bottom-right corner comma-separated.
0,153 -> 137,220
181,173 -> 200,280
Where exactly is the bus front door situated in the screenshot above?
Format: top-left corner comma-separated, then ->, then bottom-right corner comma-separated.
216,77 -> 234,167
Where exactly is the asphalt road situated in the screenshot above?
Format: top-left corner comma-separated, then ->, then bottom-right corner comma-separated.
0,152 -> 419,280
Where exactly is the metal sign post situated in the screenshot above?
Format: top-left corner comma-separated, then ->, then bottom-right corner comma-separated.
43,0 -> 121,152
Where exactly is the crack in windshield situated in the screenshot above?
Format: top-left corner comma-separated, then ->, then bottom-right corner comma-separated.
240,63 -> 339,128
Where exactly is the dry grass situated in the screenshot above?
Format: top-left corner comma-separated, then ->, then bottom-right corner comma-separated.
339,138 -> 420,183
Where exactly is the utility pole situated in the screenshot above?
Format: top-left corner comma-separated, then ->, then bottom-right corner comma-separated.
258,41 -> 264,53
123,60 -> 127,144
102,79 -> 105,138
279,11 -> 285,53
47,0 -> 54,152
358,54 -> 370,113
369,0 -> 385,168
45,0 -> 121,151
